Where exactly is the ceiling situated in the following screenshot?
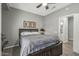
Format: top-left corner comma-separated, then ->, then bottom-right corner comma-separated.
8,3 -> 71,16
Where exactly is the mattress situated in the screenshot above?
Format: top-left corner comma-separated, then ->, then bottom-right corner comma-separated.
20,34 -> 59,56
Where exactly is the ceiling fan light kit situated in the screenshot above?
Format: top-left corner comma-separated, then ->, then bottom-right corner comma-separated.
42,3 -> 47,6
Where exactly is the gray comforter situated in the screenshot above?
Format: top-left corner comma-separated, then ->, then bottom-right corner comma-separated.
20,34 -> 59,56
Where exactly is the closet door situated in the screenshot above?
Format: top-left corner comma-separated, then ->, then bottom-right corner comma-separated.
73,14 -> 79,53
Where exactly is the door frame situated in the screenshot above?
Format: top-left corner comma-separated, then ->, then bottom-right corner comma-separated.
58,13 -> 75,43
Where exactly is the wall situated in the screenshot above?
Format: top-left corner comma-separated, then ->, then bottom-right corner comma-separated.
68,16 -> 73,40
2,7 -> 44,43
44,3 -> 79,35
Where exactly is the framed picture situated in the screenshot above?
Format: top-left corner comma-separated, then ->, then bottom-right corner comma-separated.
23,21 -> 36,28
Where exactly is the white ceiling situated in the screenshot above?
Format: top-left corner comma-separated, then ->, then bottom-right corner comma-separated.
8,3 -> 71,16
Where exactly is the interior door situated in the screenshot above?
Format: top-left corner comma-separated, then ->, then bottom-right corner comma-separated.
59,16 -> 68,43
73,14 -> 79,53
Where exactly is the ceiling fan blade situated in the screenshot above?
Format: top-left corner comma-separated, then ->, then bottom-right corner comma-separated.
45,5 -> 49,10
36,3 -> 42,8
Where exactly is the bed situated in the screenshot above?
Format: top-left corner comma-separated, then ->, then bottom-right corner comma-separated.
19,29 -> 62,56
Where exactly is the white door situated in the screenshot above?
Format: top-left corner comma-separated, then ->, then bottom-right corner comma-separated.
0,3 -> 1,56
59,16 -> 68,43
73,14 -> 79,53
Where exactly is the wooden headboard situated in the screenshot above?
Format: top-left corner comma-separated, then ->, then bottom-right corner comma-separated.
19,29 -> 38,47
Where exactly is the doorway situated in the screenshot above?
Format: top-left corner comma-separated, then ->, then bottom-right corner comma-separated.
59,14 -> 79,54
59,14 -> 74,43
68,16 -> 73,41
59,15 -> 74,55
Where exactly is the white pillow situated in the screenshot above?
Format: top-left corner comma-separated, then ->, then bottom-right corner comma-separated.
21,32 -> 32,36
21,32 -> 40,36
31,32 -> 40,34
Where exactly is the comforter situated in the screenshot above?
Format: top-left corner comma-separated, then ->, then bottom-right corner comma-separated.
20,34 -> 59,56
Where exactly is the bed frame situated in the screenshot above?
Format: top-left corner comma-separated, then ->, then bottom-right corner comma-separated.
19,29 -> 62,56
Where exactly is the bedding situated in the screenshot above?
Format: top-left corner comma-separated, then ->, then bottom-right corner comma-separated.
21,32 -> 40,36
20,34 -> 59,56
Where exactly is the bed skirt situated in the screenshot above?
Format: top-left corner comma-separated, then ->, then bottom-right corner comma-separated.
28,41 -> 62,56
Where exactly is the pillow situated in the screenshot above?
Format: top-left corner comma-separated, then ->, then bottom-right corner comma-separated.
21,32 -> 40,36
21,32 -> 32,36
31,32 -> 40,34
45,32 -> 58,36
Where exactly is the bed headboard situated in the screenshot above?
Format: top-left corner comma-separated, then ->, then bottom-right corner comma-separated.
19,29 -> 38,47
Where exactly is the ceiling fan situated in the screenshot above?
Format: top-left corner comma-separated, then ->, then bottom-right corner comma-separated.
36,3 -> 56,10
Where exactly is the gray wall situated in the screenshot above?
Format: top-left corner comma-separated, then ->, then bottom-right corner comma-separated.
2,7 -> 44,43
68,16 -> 73,40
44,3 -> 79,35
